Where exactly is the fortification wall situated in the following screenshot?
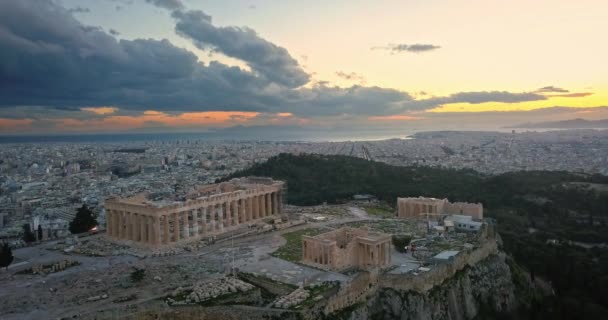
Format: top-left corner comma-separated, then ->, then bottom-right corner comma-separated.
324,271 -> 379,314
379,240 -> 498,293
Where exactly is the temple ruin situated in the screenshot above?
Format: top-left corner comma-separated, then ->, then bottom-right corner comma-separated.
301,227 -> 392,271
397,197 -> 483,219
104,177 -> 285,247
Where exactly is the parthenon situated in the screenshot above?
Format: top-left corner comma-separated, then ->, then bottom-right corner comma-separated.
397,196 -> 483,219
302,227 -> 392,272
104,177 -> 285,247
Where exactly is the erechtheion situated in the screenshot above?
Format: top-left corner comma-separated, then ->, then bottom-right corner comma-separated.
302,227 -> 392,271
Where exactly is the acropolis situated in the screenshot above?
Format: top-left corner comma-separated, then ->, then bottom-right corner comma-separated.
104,177 -> 285,247
397,197 -> 483,219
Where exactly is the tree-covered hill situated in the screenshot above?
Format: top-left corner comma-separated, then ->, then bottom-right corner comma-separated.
223,153 -> 607,210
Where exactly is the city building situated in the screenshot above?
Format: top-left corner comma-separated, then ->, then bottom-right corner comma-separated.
301,227 -> 392,271
397,197 -> 483,219
104,177 -> 285,248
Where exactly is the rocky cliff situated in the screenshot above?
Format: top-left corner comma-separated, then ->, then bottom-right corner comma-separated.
348,253 -> 516,320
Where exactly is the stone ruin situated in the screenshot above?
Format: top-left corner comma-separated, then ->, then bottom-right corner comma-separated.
29,260 -> 79,275
272,287 -> 310,309
166,276 -> 254,305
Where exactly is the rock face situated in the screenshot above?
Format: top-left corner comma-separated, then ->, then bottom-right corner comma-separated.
354,254 -> 516,320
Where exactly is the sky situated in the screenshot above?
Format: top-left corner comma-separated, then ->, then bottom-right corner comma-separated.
0,0 -> 607,136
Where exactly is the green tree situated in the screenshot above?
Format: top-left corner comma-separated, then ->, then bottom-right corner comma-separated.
69,204 -> 97,234
130,267 -> 145,282
22,224 -> 36,243
37,224 -> 43,241
0,242 -> 14,270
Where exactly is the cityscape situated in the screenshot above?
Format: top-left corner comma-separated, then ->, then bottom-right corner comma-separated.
1,0 -> 607,319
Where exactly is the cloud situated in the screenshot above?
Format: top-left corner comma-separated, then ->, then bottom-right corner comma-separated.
533,86 -> 593,98
373,43 -> 441,54
405,91 -> 547,110
536,86 -> 569,93
368,115 -> 422,121
68,6 -> 90,14
0,0 -> 586,130
545,92 -> 593,98
0,0 -> 277,111
81,107 -> 118,115
335,71 -> 366,84
109,28 -> 120,36
145,0 -> 184,11
172,9 -> 310,88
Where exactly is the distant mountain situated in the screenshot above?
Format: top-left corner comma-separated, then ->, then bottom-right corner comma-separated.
507,118 -> 608,129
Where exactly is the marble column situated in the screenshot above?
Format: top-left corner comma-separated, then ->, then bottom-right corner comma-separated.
108,210 -> 114,238
109,210 -> 115,238
147,216 -> 154,245
131,212 -> 138,241
173,212 -> 180,241
201,207 -> 207,235
139,215 -> 147,243
192,209 -> 199,237
132,214 -> 137,242
182,212 -> 190,239
266,193 -> 272,216
260,194 -> 266,217
272,192 -> 279,216
231,200 -> 238,226
152,216 -> 161,245
116,211 -> 124,239
225,201 -> 232,227
114,211 -> 120,238
163,215 -> 170,243
218,203 -> 224,233
247,197 -> 253,221
209,205 -> 216,233
239,198 -> 245,224
107,210 -> 113,237
252,196 -> 258,220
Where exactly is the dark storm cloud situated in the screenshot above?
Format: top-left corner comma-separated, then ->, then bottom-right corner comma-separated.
284,85 -> 414,116
172,9 -> 310,88
109,28 -> 120,36
145,0 -> 184,11
373,43 -> 441,54
0,0 -> 275,111
0,0 -> 553,120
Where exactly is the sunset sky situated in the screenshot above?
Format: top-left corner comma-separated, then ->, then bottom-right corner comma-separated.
1,0 -> 607,135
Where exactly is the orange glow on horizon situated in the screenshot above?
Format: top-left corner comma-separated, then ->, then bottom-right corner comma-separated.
53,111 -> 260,132
368,115 -> 422,121
80,106 -> 118,115
0,118 -> 34,131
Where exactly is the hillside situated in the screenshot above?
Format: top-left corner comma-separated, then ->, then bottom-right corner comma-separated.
225,153 -> 608,319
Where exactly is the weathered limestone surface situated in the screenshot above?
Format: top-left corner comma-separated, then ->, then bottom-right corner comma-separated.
348,253 -> 516,320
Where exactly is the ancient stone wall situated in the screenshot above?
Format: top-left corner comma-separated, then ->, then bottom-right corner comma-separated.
324,271 -> 379,314
379,240 -> 498,293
